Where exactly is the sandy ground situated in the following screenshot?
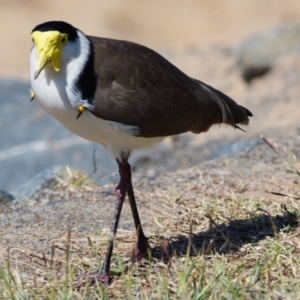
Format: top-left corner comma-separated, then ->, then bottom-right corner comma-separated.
1,131 -> 300,296
1,0 -> 300,79
1,2 -> 300,295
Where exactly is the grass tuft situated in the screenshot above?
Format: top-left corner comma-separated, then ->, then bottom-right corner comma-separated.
1,136 -> 300,298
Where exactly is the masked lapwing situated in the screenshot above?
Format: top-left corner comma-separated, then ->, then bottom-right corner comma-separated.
30,21 -> 252,285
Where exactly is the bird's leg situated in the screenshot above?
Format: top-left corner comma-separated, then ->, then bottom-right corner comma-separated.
126,162 -> 150,261
78,158 -> 149,286
78,158 -> 128,286
97,159 -> 129,284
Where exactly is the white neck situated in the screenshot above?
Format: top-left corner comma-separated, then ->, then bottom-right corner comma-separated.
30,32 -> 166,159
61,30 -> 92,107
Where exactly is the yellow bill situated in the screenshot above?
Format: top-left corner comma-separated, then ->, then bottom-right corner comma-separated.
31,30 -> 68,79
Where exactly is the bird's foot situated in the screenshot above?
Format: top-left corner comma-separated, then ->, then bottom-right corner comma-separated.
132,232 -> 151,262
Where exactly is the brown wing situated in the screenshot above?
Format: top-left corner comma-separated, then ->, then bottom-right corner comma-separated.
88,36 -> 252,138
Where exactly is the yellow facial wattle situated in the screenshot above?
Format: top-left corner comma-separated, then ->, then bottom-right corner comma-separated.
31,30 -> 68,79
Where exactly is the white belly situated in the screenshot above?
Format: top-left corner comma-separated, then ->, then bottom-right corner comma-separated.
29,50 -> 165,158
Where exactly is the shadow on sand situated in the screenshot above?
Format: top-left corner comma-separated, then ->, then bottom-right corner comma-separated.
152,205 -> 298,260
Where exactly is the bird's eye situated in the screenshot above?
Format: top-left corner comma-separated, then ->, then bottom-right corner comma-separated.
32,38 -> 35,43
62,38 -> 66,43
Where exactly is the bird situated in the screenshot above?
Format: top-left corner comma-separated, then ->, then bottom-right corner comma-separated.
30,21 -> 252,285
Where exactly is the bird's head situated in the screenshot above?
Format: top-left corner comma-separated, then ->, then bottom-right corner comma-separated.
31,21 -> 78,79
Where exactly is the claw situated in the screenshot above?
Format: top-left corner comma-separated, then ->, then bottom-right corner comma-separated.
132,228 -> 151,262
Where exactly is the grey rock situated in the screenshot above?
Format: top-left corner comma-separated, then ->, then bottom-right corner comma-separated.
12,165 -> 64,199
0,189 -> 15,204
208,139 -> 261,160
11,165 -> 93,200
235,22 -> 300,81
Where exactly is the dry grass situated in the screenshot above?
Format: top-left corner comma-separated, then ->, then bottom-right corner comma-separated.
1,138 -> 300,299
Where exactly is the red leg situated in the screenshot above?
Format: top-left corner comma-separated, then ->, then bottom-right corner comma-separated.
78,157 -> 150,286
126,169 -> 150,261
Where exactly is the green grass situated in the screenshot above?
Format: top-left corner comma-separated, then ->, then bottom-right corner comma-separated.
1,235 -> 300,300
1,202 -> 299,299
1,137 -> 300,299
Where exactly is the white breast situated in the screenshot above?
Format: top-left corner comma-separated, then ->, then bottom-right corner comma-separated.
29,34 -> 165,158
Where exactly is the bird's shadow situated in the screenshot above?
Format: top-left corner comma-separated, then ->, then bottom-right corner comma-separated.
151,205 -> 298,260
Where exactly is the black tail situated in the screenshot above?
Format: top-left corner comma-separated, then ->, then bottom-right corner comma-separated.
191,80 -> 252,133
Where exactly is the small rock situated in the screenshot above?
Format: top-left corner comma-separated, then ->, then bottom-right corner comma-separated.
12,165 -> 97,200
0,189 -> 15,204
12,165 -> 64,199
208,139 -> 260,160
235,22 -> 300,82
